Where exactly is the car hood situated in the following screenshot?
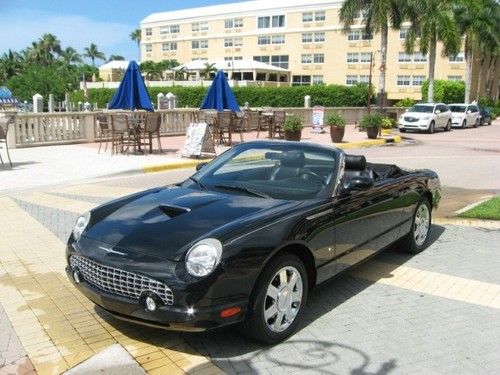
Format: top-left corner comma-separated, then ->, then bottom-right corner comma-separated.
82,185 -> 298,261
403,111 -> 433,118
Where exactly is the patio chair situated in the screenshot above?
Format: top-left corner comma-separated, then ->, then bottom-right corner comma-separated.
142,113 -> 163,154
231,112 -> 245,143
110,114 -> 137,155
96,113 -> 112,154
257,108 -> 273,139
216,111 -> 233,145
0,117 -> 13,167
272,110 -> 286,139
244,110 -> 261,132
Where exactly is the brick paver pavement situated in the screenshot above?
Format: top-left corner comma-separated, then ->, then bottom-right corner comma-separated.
0,170 -> 499,374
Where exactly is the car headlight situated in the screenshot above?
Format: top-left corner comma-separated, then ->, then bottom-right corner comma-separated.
72,212 -> 90,241
185,238 -> 222,277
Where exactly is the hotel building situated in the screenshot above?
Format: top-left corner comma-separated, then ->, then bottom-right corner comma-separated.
140,0 -> 471,101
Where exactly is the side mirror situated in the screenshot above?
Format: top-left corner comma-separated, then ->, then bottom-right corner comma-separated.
345,176 -> 374,191
196,162 -> 208,171
435,109 -> 441,114
467,110 -> 472,114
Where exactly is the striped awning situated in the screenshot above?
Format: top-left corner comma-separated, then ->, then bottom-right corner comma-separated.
0,86 -> 19,104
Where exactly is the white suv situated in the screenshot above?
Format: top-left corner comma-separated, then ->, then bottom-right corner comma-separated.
398,103 -> 452,133
449,103 -> 480,128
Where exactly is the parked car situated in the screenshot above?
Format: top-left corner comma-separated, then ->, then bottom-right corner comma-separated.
449,103 -> 480,128
479,106 -> 493,126
66,141 -> 441,343
398,103 -> 452,133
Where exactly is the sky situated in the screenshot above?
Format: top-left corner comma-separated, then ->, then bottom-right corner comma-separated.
0,0 -> 243,63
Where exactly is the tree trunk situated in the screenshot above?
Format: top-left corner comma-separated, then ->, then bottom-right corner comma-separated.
427,32 -> 437,102
378,23 -> 388,108
475,54 -> 487,101
464,36 -> 473,103
485,55 -> 497,98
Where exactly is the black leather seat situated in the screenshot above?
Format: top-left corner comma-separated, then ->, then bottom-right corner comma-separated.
269,150 -> 305,180
343,155 -> 373,186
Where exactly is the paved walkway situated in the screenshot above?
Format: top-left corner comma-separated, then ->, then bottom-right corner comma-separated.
0,125 -> 397,193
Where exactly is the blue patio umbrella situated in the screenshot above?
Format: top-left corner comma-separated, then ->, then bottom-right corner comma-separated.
200,70 -> 240,112
108,60 -> 153,111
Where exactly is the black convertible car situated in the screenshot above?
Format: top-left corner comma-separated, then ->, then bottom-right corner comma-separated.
67,141 -> 440,343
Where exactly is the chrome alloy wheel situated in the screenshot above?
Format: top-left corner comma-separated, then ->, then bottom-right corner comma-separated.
414,203 -> 430,246
264,266 -> 303,333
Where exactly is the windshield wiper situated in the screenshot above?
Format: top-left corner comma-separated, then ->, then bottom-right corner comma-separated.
189,176 -> 208,190
214,184 -> 270,199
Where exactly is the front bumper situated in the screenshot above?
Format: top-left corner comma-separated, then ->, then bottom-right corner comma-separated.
398,120 -> 430,131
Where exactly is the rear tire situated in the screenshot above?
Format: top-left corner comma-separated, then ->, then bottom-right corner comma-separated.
241,253 -> 308,344
428,121 -> 435,134
401,198 -> 432,254
444,120 -> 451,132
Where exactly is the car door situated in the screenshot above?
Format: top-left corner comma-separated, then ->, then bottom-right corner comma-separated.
433,105 -> 443,127
470,105 -> 479,125
330,179 -> 404,276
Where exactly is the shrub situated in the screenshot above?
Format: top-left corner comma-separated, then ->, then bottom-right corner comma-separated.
359,113 -> 384,128
380,116 -> 395,129
282,114 -> 303,131
324,113 -> 346,127
394,97 -> 416,108
421,80 -> 465,103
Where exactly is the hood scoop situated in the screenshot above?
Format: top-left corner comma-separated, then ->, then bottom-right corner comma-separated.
159,204 -> 191,218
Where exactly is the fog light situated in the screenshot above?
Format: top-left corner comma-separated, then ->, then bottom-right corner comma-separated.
73,269 -> 81,284
220,306 -> 241,318
145,296 -> 157,312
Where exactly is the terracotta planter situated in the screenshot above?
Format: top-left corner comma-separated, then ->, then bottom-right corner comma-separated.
330,126 -> 345,143
366,126 -> 379,139
284,130 -> 302,141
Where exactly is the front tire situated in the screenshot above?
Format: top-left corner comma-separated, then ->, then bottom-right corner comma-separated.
402,198 -> 432,254
462,119 -> 467,129
242,253 -> 308,344
445,120 -> 451,132
473,118 -> 479,128
428,121 -> 435,134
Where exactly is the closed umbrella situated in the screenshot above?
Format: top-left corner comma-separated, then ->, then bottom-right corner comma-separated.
108,61 -> 153,111
200,70 -> 240,112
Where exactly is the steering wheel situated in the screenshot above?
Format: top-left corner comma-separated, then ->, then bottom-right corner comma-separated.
299,168 -> 324,183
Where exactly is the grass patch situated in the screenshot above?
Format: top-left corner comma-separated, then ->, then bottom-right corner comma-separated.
458,196 -> 500,220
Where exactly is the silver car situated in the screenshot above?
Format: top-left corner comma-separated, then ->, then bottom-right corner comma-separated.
398,103 -> 452,133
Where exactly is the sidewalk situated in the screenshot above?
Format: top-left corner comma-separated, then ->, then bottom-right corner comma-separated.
0,125 -> 400,192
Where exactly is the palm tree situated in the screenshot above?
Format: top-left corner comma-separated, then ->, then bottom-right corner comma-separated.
60,47 -> 83,65
339,0 -> 403,108
0,50 -> 22,81
403,0 -> 461,102
108,54 -> 125,61
174,66 -> 187,81
83,43 -> 106,67
454,0 -> 499,102
130,28 -> 142,60
201,62 -> 217,79
39,33 -> 62,57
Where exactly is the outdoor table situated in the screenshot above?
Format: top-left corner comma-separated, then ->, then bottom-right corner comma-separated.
124,113 -> 144,154
260,112 -> 275,138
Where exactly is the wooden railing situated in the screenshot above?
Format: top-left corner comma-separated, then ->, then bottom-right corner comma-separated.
5,107 -> 407,148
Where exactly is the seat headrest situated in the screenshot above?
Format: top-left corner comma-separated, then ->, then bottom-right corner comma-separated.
345,154 -> 367,171
280,151 -> 305,168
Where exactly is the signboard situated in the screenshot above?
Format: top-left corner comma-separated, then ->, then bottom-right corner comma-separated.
158,96 -> 169,110
311,106 -> 325,133
182,122 -> 216,157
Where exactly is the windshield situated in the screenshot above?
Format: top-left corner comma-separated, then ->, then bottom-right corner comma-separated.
449,105 -> 466,113
183,143 -> 340,200
408,105 -> 434,113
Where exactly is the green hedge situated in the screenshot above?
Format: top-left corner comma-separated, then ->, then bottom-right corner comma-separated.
70,83 -> 371,108
421,79 -> 465,104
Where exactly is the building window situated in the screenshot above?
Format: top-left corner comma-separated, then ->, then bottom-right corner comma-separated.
346,75 -> 358,85
234,37 -> 243,47
145,44 -> 152,52
258,15 -> 285,28
449,52 -> 464,62
292,75 -> 311,86
359,75 -> 370,84
360,52 -> 372,63
313,54 -> 324,64
347,30 -> 360,41
315,11 -> 326,21
399,28 -> 409,39
398,52 -> 412,63
314,32 -> 325,43
224,38 -> 233,47
397,75 -> 411,86
347,52 -> 359,63
145,28 -> 152,36
413,52 -> 427,62
224,56 -> 243,61
302,33 -> 313,43
301,54 -> 312,64
225,37 -> 243,47
162,42 -> 177,51
412,75 -> 425,86
302,12 -> 313,22
258,35 -> 271,45
192,40 -> 208,49
225,18 -> 243,28
272,35 -> 285,44
313,75 -> 324,85
447,75 -> 463,81
160,25 -> 179,35
192,21 -> 208,32
271,55 -> 289,69
253,56 -> 270,63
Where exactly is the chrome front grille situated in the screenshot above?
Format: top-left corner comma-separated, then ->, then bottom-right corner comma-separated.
404,116 -> 418,122
70,255 -> 173,305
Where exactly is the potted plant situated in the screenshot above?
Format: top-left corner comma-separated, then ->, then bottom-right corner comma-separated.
283,114 -> 303,141
359,113 -> 383,139
380,116 -> 394,136
325,113 -> 346,143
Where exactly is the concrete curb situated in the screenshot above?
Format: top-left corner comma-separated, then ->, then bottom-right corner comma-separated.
434,217 -> 500,229
142,136 -> 403,174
